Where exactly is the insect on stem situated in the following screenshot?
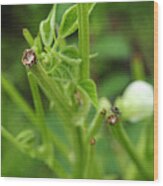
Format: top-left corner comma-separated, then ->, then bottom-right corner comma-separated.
22,49 -> 37,68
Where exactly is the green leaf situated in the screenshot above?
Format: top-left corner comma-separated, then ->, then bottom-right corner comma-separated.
89,52 -> 98,60
88,3 -> 96,14
23,28 -> 34,47
59,3 -> 96,38
78,79 -> 98,108
58,52 -> 81,65
33,34 -> 42,54
40,5 -> 56,47
16,130 -> 35,145
59,4 -> 77,38
61,45 -> 79,58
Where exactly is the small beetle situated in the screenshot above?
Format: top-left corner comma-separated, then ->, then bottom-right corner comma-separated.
22,49 -> 37,67
107,114 -> 118,125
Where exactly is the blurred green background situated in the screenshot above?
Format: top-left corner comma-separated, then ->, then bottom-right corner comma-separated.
2,2 -> 154,179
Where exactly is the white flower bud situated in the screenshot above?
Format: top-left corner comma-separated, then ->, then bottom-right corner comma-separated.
115,81 -> 153,123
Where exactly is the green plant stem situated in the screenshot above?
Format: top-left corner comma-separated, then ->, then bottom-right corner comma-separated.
2,126 -> 68,178
29,64 -> 77,171
30,63 -> 74,143
1,75 -> 37,127
50,132 -> 70,163
48,157 -> 69,178
2,127 -> 25,153
78,3 -> 90,80
72,126 -> 84,178
23,28 -> 34,47
86,110 -> 105,142
2,76 -> 70,166
2,126 -> 67,178
30,63 -> 83,176
30,64 -> 72,121
77,3 -> 93,178
82,110 -> 105,178
28,72 -> 52,154
131,55 -> 145,80
84,144 -> 96,178
109,122 -> 152,179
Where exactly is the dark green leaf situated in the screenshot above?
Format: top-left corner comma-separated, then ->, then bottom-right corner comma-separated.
40,5 -> 56,47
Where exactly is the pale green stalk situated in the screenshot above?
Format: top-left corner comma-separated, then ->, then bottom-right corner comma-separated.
2,76 -> 70,169
2,126 -> 68,178
109,122 -> 152,179
78,3 -> 90,80
28,72 -> 49,145
28,72 -> 54,163
2,76 -> 37,126
131,56 -> 145,80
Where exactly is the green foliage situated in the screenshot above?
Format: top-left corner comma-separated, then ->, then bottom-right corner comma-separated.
40,5 -> 56,46
59,3 -> 96,38
78,79 -> 98,108
16,129 -> 35,145
2,2 -> 154,180
33,35 -> 42,54
59,4 -> 77,38
23,28 -> 34,47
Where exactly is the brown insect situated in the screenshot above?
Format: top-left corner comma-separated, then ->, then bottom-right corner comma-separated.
107,114 -> 119,125
22,49 -> 37,67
